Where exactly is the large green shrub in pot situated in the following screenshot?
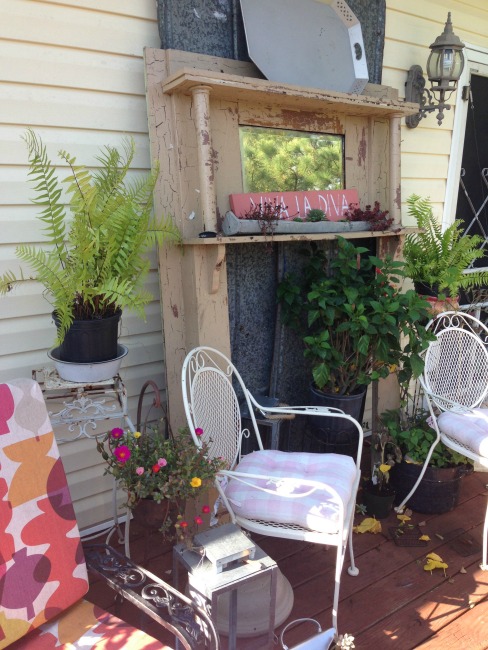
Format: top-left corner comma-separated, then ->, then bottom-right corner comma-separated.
0,130 -> 181,346
277,237 -> 435,397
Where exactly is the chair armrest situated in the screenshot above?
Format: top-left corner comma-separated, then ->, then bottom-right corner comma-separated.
84,544 -> 219,650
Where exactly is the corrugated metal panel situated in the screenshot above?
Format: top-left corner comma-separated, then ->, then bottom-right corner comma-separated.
0,0 -> 165,530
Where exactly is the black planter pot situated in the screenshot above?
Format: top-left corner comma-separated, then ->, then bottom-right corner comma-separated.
390,461 -> 471,514
53,310 -> 121,363
361,482 -> 396,519
413,281 -> 440,297
305,384 -> 367,458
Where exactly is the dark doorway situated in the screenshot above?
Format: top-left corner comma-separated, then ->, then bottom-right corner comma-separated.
455,74 -> 488,306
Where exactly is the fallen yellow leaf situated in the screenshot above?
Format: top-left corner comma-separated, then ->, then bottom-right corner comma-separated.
424,552 -> 448,576
353,517 -> 382,534
419,535 -> 430,541
397,514 -> 411,523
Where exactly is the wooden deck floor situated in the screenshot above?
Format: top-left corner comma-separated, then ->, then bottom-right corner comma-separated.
84,462 -> 488,649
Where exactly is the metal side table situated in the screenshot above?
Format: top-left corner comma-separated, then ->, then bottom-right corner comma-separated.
173,525 -> 278,649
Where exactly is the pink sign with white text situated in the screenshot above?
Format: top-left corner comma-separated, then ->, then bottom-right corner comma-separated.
229,189 -> 359,221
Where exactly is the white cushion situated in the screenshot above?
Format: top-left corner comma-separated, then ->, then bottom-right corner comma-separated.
223,450 -> 357,535
438,408 -> 488,459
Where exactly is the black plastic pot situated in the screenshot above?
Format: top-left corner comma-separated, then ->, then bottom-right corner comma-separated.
361,482 -> 396,519
305,384 -> 367,458
390,461 -> 471,514
413,281 -> 440,297
53,310 -> 121,363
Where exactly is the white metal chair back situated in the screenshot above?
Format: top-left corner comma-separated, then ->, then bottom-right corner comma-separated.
420,311 -> 488,412
397,311 -> 488,570
182,346 -> 264,469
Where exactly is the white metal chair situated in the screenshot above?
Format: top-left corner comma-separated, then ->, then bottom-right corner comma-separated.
181,346 -> 363,637
396,311 -> 488,569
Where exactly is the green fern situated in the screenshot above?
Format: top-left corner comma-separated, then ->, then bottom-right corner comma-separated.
404,194 -> 488,298
0,130 -> 181,344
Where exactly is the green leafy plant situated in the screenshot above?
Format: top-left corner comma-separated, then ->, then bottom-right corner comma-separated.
96,426 -> 226,509
404,194 -> 488,298
277,237 -> 435,396
381,409 -> 471,467
293,208 -> 328,223
0,130 -> 181,344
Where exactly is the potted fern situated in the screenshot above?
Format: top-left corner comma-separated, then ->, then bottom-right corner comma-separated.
0,130 -> 180,370
404,194 -> 488,307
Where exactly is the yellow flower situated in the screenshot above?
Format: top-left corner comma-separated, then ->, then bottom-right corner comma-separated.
133,431 -> 142,438
379,464 -> 391,474
190,477 -> 202,488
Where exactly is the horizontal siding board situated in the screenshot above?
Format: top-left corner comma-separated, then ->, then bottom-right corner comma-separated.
0,126 -> 151,166
0,42 -> 148,95
402,152 -> 450,180
35,0 -> 158,21
0,83 -> 151,133
3,0 -> 159,56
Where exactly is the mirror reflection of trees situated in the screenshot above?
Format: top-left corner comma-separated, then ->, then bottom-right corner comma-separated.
240,126 -> 344,193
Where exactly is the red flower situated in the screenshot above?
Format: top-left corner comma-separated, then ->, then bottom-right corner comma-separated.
152,464 -> 161,473
180,520 -> 188,528
201,505 -> 211,514
195,427 -> 204,436
111,427 -> 124,439
194,516 -> 203,525
114,445 -> 131,463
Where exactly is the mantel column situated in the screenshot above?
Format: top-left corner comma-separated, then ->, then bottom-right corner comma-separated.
389,114 -> 402,224
191,85 -> 218,233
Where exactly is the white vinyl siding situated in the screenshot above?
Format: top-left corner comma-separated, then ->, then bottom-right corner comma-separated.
383,0 -> 488,222
0,0 -> 163,530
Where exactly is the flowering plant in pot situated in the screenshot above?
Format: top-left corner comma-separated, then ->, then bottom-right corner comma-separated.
0,130 -> 180,363
360,428 -> 402,519
96,426 -> 226,538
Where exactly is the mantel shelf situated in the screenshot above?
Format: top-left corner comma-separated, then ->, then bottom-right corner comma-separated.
162,67 -> 419,118
182,228 -> 415,245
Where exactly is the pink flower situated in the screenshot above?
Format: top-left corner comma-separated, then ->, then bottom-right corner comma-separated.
157,458 -> 167,467
136,467 -> 144,476
111,427 -> 124,439
114,445 -> 131,463
195,427 -> 204,436
194,515 -> 203,525
201,505 -> 210,514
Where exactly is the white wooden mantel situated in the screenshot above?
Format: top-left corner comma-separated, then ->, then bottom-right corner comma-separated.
144,48 -> 418,430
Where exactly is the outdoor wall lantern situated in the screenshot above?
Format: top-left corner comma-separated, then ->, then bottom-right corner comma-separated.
405,12 -> 465,128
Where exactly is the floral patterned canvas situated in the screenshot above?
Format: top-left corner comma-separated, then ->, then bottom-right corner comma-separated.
0,379 -> 160,649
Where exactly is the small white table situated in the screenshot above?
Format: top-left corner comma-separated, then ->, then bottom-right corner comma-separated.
173,525 -> 278,650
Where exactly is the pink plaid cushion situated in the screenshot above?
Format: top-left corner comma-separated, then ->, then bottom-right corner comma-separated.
438,408 -> 488,458
224,450 -> 357,534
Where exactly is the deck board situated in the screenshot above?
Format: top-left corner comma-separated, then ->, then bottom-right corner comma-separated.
83,456 -> 488,649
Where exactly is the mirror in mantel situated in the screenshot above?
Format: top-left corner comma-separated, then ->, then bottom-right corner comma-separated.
239,126 -> 344,193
